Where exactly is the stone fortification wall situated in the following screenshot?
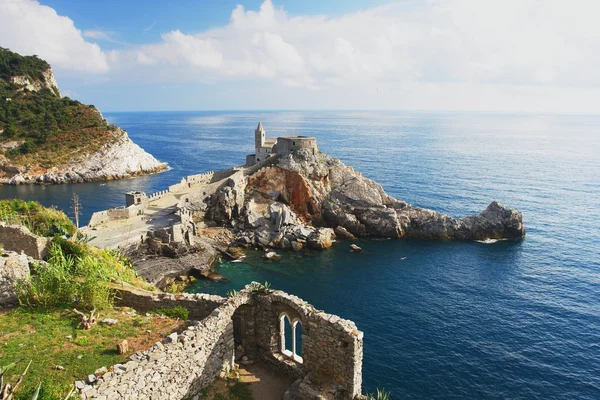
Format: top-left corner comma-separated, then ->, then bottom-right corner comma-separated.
86,170 -> 214,228
113,284 -> 225,320
78,284 -> 363,399
87,210 -> 109,227
148,189 -> 169,201
0,223 -> 50,259
0,251 -> 30,307
275,136 -> 318,158
88,205 -> 144,228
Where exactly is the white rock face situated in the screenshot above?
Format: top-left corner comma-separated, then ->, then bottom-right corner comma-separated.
1,129 -> 167,184
10,68 -> 60,96
68,129 -> 166,181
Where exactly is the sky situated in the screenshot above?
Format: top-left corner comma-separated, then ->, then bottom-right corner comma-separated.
1,0 -> 600,113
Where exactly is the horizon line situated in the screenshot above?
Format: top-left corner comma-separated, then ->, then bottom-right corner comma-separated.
101,108 -> 600,117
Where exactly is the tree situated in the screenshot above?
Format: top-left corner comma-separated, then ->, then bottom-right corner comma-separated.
70,193 -> 81,229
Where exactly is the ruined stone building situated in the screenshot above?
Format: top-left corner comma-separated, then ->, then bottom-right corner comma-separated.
246,122 -> 318,166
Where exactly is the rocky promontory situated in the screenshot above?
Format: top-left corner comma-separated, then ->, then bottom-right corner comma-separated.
197,149 -> 525,248
0,47 -> 166,184
1,127 -> 166,185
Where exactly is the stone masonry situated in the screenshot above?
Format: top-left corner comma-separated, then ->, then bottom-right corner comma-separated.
0,222 -> 50,259
0,251 -> 29,307
78,283 -> 363,399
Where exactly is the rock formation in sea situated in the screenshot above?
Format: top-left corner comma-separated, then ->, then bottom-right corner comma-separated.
0,47 -> 166,184
199,149 -> 525,247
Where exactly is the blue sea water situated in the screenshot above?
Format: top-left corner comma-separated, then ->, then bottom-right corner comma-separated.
1,111 -> 599,399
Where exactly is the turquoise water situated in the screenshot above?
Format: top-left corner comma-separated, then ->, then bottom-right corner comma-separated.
2,111 -> 599,398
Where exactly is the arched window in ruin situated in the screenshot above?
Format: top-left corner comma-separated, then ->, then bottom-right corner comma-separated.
279,313 -> 303,363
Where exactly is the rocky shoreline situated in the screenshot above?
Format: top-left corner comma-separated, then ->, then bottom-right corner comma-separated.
115,149 -> 525,284
204,149 -> 525,248
0,129 -> 167,185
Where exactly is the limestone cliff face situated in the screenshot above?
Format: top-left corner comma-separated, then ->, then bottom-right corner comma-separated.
1,128 -> 166,184
207,149 -> 525,243
10,68 -> 60,96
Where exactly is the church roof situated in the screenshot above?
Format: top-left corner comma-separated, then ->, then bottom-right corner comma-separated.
257,121 -> 264,131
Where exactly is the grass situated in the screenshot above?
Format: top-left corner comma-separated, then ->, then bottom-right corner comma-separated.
17,240 -> 153,311
151,305 -> 189,320
201,379 -> 254,400
0,307 -> 186,400
0,199 -> 76,237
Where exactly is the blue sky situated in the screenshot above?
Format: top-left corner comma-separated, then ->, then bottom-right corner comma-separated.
1,0 -> 599,113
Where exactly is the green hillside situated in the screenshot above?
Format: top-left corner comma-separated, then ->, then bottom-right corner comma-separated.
0,47 -> 121,168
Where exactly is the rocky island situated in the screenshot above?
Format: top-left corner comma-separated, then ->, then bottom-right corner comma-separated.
82,122 -> 525,287
0,47 -> 166,184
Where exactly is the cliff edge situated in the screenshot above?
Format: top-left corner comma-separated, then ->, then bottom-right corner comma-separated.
0,47 -> 166,184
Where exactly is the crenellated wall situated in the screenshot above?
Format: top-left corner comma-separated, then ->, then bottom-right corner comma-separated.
77,284 -> 363,399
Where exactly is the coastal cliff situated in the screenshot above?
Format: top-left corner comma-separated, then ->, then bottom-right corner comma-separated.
201,149 -> 525,245
0,47 -> 166,184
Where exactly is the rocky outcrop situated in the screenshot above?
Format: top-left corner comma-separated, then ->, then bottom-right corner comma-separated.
127,237 -> 218,289
10,68 -> 60,96
201,149 -> 525,245
1,129 -> 167,184
0,251 -> 30,307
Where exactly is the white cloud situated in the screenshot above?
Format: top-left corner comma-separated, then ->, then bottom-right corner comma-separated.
110,0 -> 600,94
5,0 -> 600,111
0,0 -> 109,73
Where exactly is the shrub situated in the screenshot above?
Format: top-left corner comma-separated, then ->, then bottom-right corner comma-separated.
366,388 -> 391,400
16,242 -> 143,311
0,199 -> 76,237
249,281 -> 272,295
152,306 -> 189,320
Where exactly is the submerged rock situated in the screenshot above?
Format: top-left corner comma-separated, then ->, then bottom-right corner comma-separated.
349,244 -> 363,253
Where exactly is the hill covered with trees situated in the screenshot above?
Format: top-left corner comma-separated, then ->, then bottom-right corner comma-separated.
0,47 -> 165,184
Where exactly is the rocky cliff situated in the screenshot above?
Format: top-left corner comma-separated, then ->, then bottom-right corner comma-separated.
0,47 -> 166,184
2,127 -> 166,184
200,149 -> 525,246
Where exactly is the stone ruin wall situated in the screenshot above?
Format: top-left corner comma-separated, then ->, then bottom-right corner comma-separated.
0,251 -> 30,307
113,285 -> 226,321
78,284 -> 363,400
0,222 -> 50,259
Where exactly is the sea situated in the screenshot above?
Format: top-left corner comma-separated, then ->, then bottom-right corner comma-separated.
1,111 -> 599,399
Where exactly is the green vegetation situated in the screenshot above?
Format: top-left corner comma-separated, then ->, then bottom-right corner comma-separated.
16,241 -> 149,311
0,307 -> 184,400
0,47 -> 49,82
248,281 -> 272,295
0,360 -> 38,400
0,47 -> 121,168
366,388 -> 391,400
0,199 -> 76,236
200,380 -> 254,400
151,305 -> 189,320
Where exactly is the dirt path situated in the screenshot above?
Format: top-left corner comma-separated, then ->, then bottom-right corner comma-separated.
238,362 -> 296,400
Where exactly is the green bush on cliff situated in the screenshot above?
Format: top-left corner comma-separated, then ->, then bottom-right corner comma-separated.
17,241 -> 144,310
0,199 -> 76,236
0,46 -> 49,81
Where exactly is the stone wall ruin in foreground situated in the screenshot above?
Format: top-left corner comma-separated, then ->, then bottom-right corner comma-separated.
78,283 -> 363,399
